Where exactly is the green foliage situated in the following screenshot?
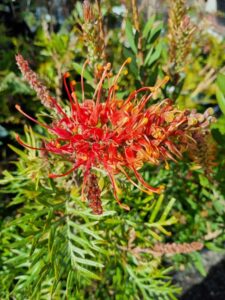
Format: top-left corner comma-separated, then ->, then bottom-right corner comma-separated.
217,73 -> 225,115
124,14 -> 164,86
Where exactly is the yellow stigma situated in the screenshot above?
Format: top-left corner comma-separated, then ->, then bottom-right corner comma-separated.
72,127 -> 77,134
56,142 -> 60,148
140,117 -> 148,126
117,100 -> 123,108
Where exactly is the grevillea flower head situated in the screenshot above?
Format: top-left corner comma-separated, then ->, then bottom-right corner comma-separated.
15,54 -> 214,214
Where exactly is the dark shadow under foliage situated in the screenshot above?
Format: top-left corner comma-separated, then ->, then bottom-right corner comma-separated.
180,259 -> 225,300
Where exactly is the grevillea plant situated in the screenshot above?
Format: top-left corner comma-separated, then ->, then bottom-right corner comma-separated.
15,54 -> 214,214
1,1 -> 225,299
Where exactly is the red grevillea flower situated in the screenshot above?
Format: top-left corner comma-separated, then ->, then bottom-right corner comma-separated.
15,54 -> 213,213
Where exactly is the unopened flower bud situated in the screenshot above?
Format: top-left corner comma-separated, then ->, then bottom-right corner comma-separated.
204,107 -> 214,118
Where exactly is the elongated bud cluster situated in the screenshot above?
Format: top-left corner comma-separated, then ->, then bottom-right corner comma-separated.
186,107 -> 216,128
190,131 -> 217,177
168,0 -> 196,75
15,54 -> 53,109
152,241 -> 203,256
82,0 -> 106,66
86,174 -> 103,215
186,108 -> 217,176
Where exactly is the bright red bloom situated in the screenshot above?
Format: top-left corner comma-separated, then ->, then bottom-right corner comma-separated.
15,54 -> 213,213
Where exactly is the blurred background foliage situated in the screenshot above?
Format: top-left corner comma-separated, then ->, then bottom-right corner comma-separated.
0,0 -> 225,299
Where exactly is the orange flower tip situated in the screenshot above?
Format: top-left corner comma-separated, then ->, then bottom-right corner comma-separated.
116,100 -> 123,108
97,64 -> 103,71
126,57 -> 132,64
141,117 -> 148,126
159,185 -> 165,192
64,72 -> 70,78
114,85 -> 119,91
15,104 -> 21,111
70,80 -> 76,86
48,173 -> 57,178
